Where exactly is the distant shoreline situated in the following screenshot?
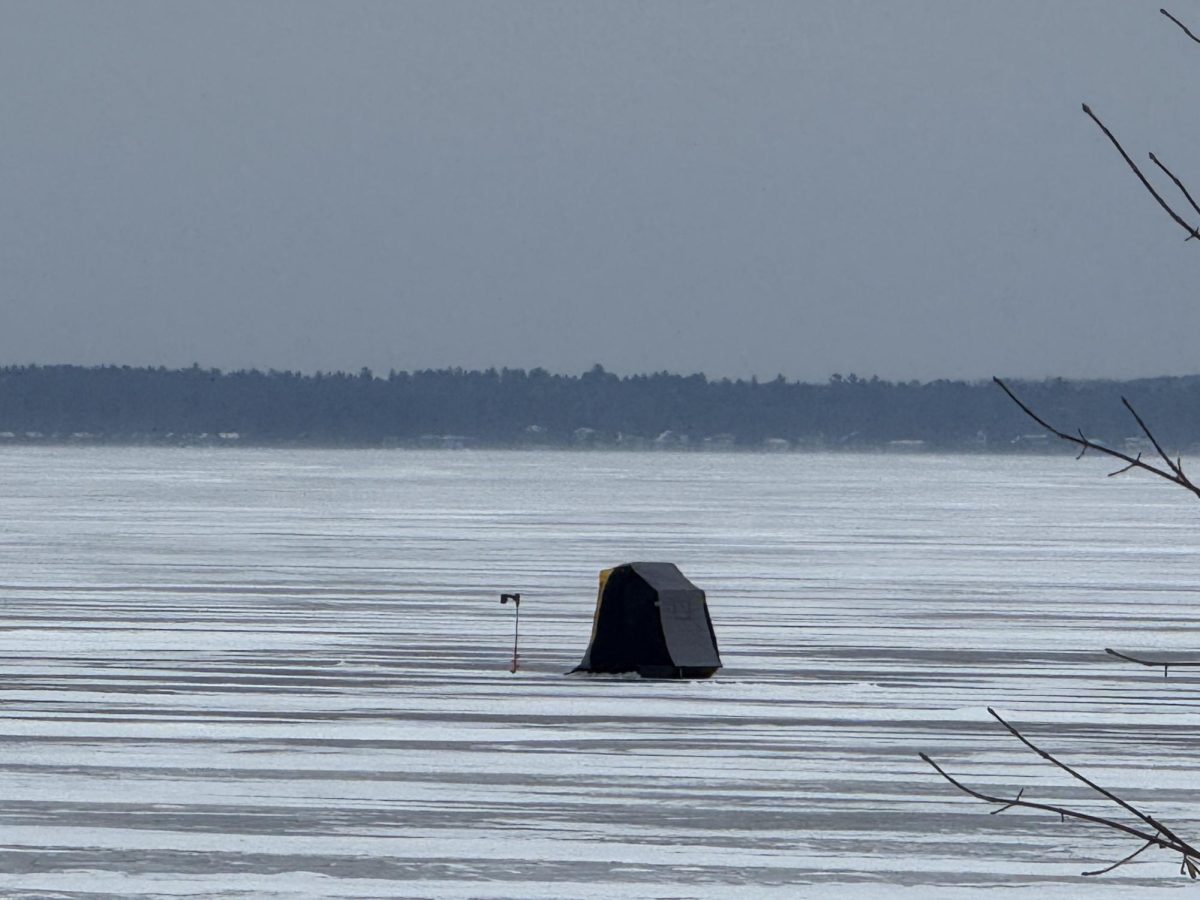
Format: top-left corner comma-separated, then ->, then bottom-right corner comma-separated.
0,437 -> 1080,454
0,363 -> 1196,453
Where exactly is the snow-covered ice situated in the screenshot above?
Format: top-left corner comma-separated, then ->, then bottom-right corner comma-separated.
0,447 -> 1198,898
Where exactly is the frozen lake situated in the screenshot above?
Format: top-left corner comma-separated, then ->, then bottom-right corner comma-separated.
1,447 -> 1199,898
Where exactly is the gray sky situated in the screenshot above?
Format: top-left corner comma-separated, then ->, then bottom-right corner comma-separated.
1,1 -> 1196,382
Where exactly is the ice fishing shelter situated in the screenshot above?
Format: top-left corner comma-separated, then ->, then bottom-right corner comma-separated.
571,562 -> 722,679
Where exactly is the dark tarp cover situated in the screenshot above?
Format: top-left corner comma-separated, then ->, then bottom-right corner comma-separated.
572,562 -> 721,679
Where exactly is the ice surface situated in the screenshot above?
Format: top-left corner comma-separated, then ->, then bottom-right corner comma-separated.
0,447 -> 1198,897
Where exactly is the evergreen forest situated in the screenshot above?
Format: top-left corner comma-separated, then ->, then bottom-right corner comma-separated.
0,363 -> 1197,452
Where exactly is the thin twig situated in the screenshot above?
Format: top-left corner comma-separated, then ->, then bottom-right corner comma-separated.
1082,103 -> 1200,240
990,787 -> 1024,814
1150,153 -> 1200,218
994,378 -> 1200,500
1122,396 -> 1182,476
1162,8 -> 1200,44
1108,454 -> 1141,477
1083,839 -> 1156,877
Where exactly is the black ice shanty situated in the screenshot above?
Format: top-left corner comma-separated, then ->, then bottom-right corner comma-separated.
571,562 -> 722,679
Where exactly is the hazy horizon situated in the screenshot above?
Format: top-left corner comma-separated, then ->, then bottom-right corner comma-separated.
3,2 -> 1197,383
7,358 -> 1200,388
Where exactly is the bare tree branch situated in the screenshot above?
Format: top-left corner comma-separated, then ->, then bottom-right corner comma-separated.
921,752 -> 1171,848
946,7 -> 1200,883
1162,8 -> 1200,44
1105,647 -> 1200,678
1082,103 -> 1200,240
994,377 -> 1200,500
984,708 -> 1185,845
921,708 -> 1200,877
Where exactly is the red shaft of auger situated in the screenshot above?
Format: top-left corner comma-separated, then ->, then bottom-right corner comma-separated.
510,603 -> 520,673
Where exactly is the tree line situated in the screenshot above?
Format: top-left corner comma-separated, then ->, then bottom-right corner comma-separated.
0,362 -> 1197,450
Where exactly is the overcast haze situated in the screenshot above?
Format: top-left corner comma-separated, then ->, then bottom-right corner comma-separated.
2,1 -> 1197,382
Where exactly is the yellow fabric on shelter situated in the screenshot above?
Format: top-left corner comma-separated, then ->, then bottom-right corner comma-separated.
584,567 -> 614,647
